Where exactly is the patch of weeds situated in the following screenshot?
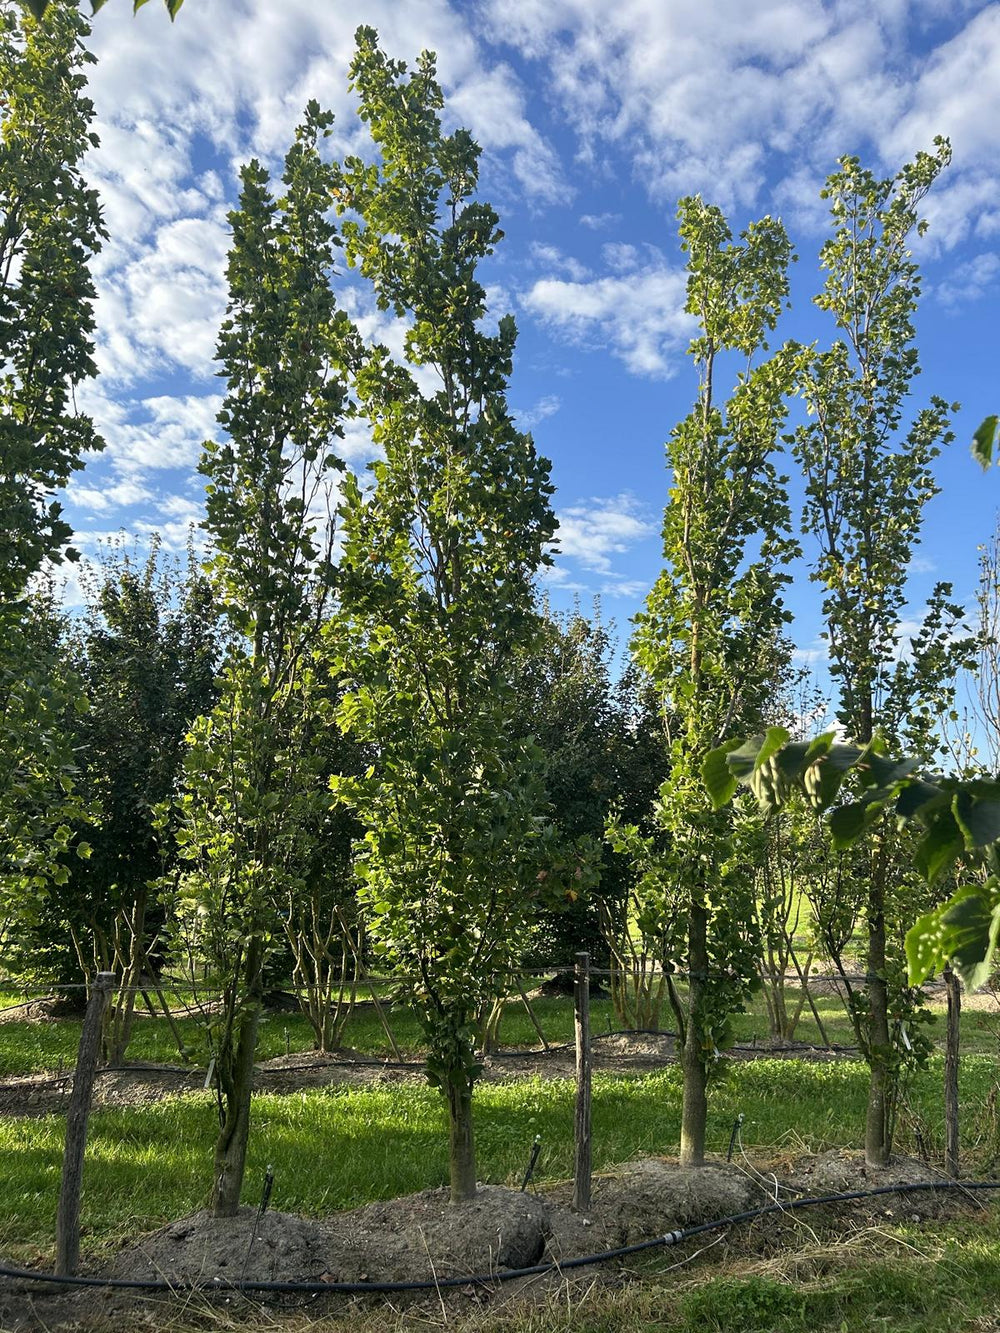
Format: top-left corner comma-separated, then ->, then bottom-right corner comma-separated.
681,1274 -> 806,1331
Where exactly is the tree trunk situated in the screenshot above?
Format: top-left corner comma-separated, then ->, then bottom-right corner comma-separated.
944,965 -> 961,1178
680,894 -> 709,1166
211,941 -> 264,1217
446,1078 -> 477,1202
104,889 -> 147,1066
865,901 -> 892,1168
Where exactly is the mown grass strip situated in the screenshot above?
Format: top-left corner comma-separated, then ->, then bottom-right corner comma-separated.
2,1058 -> 997,1259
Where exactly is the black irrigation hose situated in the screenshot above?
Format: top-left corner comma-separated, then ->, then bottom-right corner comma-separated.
2,1179 -> 999,1297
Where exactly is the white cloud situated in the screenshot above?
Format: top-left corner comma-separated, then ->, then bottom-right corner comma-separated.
553,493 -> 656,573
516,394 -> 561,430
98,213 -> 230,383
66,477 -> 153,514
337,418 -> 383,468
580,212 -> 621,230
883,6 -> 1000,171
529,242 -> 591,281
76,387 -> 223,482
934,251 -> 1000,310
521,253 -> 692,378
483,0 -> 1000,241
599,576 -> 649,599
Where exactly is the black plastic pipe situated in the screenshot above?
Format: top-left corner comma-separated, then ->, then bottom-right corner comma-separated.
0,1178 -> 997,1297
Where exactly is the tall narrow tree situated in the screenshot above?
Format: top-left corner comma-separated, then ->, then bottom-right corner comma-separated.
794,139 -> 966,1167
175,103 -> 351,1216
1,1 -> 105,933
331,28 -> 558,1203
624,198 -> 800,1165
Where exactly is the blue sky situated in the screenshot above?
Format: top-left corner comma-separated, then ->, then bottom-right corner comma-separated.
63,0 -> 1000,687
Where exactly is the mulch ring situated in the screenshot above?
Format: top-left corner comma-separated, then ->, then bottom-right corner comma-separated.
0,1152 -> 991,1330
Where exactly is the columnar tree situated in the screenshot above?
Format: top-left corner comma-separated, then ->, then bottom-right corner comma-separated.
68,542 -> 217,1057
793,140 -> 968,1166
174,104 -> 351,1216
0,1 -> 105,935
619,197 -> 800,1165
0,0 -> 105,602
2,544 -> 218,995
330,28 -> 557,1203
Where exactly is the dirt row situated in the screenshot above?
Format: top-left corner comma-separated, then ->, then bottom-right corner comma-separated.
1,1148 -> 988,1331
0,1030 -> 869,1118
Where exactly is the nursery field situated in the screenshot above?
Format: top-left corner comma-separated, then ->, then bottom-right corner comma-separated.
4,984 -> 1000,1333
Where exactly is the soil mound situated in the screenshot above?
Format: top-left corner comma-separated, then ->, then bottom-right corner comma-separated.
110,1186 -> 549,1288
780,1148 -> 957,1217
598,1158 -> 758,1243
110,1207 -> 333,1285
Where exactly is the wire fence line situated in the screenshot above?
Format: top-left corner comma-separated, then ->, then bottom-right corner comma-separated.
0,966 -> 893,997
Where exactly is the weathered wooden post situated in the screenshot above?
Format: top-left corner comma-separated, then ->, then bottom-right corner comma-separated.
573,951 -> 592,1211
944,965 -> 961,1179
56,971 -> 114,1276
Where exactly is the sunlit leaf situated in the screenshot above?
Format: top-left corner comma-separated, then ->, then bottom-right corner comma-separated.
972,415 -> 999,470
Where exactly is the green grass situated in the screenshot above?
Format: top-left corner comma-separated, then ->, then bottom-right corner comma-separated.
2,1056 -> 999,1260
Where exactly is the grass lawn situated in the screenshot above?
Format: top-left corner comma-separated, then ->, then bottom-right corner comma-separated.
4,981 -> 1000,1330
2,1056 -> 998,1260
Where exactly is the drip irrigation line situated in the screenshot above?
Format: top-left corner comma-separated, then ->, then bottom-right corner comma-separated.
2,1179 -> 998,1297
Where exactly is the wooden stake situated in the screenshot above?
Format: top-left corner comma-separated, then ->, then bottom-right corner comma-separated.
944,965 -> 961,1178
573,951 -> 592,1212
56,972 -> 114,1276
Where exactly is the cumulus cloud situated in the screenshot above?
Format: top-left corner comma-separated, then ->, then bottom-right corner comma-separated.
553,493 -> 656,573
66,477 -> 153,515
579,212 -> 621,230
521,248 -> 691,378
482,0 -> 1000,239
934,252 -> 1000,310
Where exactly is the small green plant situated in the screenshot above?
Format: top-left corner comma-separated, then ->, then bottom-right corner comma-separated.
682,1275 -> 806,1331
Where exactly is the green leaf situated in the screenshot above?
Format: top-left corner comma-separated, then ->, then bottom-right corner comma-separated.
909,882 -> 1000,988
805,740 -> 864,810
754,726 -> 791,771
166,0 -> 184,16
829,801 -> 871,848
944,886 -> 1000,990
913,810 -> 965,883
773,739 -> 812,782
25,0 -> 49,16
723,734 -> 769,783
953,789 -> 1000,850
862,753 -> 921,789
703,739 -> 742,809
972,415 -> 999,470
905,904 -> 947,986
895,778 -> 945,823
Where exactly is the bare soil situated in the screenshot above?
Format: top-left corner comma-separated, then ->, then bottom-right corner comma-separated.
0,1152 -> 987,1331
